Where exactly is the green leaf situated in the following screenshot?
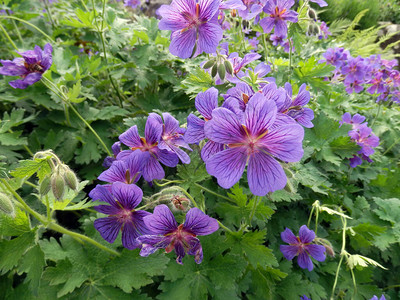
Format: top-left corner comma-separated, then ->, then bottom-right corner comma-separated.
177,151 -> 210,189
10,158 -> 51,180
0,132 -> 27,146
17,245 -> 46,294
227,230 -> 278,268
0,231 -> 36,274
67,80 -> 85,103
0,207 -> 30,236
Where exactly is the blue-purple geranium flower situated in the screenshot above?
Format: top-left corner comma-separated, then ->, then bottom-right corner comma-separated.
370,295 -> 385,300
185,87 -> 225,161
158,0 -> 223,58
204,93 -> 304,196
98,150 -> 142,184
260,0 -> 298,37
280,225 -> 326,271
118,113 -> 179,182
137,204 -> 219,264
103,141 -> 122,168
89,182 -> 152,250
0,43 -> 52,89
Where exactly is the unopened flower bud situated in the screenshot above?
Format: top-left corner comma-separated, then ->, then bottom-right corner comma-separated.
171,195 -> 190,211
211,63 -> 218,77
51,173 -> 65,201
315,237 -> 335,257
203,59 -> 216,69
217,63 -> 226,80
0,192 -> 15,218
39,176 -> 51,195
224,60 -> 233,75
63,168 -> 78,190
307,23 -> 320,36
308,8 -> 317,20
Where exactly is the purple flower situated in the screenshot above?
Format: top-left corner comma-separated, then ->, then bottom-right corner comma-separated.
282,83 -> 314,128
344,78 -> 364,94
185,87 -> 225,161
219,52 -> 261,84
309,0 -> 327,7
89,182 -> 152,250
260,0 -> 298,37
0,43 -> 52,89
318,21 -> 331,39
339,112 -> 365,129
370,296 -> 385,300
349,125 -> 379,157
137,204 -> 219,264
300,296 -> 311,300
158,0 -> 223,58
154,113 -> 192,164
280,225 -> 326,271
320,48 -> 349,69
124,0 -> 141,8
204,93 -> 304,196
341,56 -> 367,83
103,141 -> 122,168
98,150 -> 142,184
118,114 -> 179,182
222,82 -> 255,112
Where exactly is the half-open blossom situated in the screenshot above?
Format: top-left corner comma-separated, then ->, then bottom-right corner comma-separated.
204,93 -> 304,196
370,295 -> 385,300
124,0 -> 141,8
280,225 -> 326,271
98,150 -> 142,184
118,114 -> 179,182
260,0 -> 298,37
158,0 -> 223,58
103,141 -> 122,168
90,182 -> 152,250
281,83 -> 314,128
137,204 -> 219,264
185,87 -> 225,161
154,113 -> 192,164
0,43 -> 52,89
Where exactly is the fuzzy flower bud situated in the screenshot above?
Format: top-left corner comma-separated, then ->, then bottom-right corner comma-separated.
171,195 -> 190,211
51,172 -> 65,201
314,237 -> 335,257
0,192 -> 15,218
63,168 -> 78,190
39,176 -> 51,196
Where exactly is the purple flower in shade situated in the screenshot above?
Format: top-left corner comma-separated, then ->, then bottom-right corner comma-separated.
124,0 -> 141,8
89,182 -> 152,250
367,72 -> 387,95
185,87 -> 226,161
98,150 -> 142,184
204,93 -> 304,196
0,43 -> 52,89
341,56 -> 367,83
270,33 -> 285,46
318,21 -> 331,39
280,225 -> 326,271
103,141 -> 122,168
300,296 -> 311,300
137,204 -> 219,264
309,0 -> 327,7
158,0 -> 223,59
118,114 -> 179,182
344,78 -> 364,94
281,83 -> 314,128
349,125 -> 380,157
370,295 -> 385,300
349,155 -> 363,168
152,113 -> 192,164
320,48 -> 350,69
260,0 -> 298,37
339,112 -> 365,129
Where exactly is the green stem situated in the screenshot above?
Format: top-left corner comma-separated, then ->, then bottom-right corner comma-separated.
371,103 -> 382,129
307,206 -> 315,228
1,178 -> 119,256
0,16 -> 55,42
314,208 -> 319,235
248,196 -> 259,225
47,222 -> 120,256
330,215 -> 348,300
194,183 -> 234,203
288,38 -> 293,83
45,195 -> 51,223
218,221 -> 232,233
68,103 -> 112,156
262,33 -> 268,62
24,180 -> 38,189
44,0 -> 56,29
382,136 -> 400,155
63,103 -> 71,126
9,14 -> 23,45
0,23 -> 18,51
350,267 -> 357,297
156,179 -> 184,187
41,77 -> 112,156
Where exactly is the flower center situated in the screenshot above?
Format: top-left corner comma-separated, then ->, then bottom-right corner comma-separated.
164,224 -> 196,253
24,61 -> 44,74
117,208 -> 133,223
271,7 -> 286,19
181,4 -> 206,32
131,137 -> 158,152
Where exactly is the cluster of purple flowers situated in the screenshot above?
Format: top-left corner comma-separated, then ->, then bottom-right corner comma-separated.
321,47 -> 400,104
280,225 -> 326,271
184,80 -> 313,196
0,44 -> 53,89
158,0 -> 329,58
340,113 -> 380,168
